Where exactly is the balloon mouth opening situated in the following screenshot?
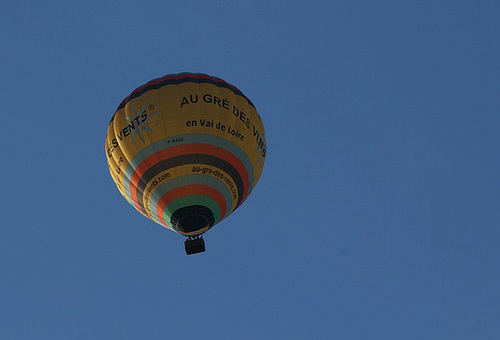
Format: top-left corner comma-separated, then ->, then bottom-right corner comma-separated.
171,205 -> 215,234
176,215 -> 210,233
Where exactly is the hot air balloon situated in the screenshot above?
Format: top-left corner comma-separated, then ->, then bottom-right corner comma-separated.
105,73 -> 266,254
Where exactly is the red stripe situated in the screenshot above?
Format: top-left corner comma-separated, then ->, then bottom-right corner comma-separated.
156,184 -> 227,227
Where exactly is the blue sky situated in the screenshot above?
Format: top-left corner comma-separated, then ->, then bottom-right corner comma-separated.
1,1 -> 499,338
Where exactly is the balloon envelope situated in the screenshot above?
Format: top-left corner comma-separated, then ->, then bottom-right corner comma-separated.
106,73 -> 266,236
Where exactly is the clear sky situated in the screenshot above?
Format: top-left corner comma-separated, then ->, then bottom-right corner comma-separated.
1,1 -> 499,339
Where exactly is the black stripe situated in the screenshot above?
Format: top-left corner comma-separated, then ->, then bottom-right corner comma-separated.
115,73 -> 255,113
135,153 -> 244,214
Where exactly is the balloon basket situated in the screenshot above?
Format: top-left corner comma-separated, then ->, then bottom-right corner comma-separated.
184,236 -> 206,255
